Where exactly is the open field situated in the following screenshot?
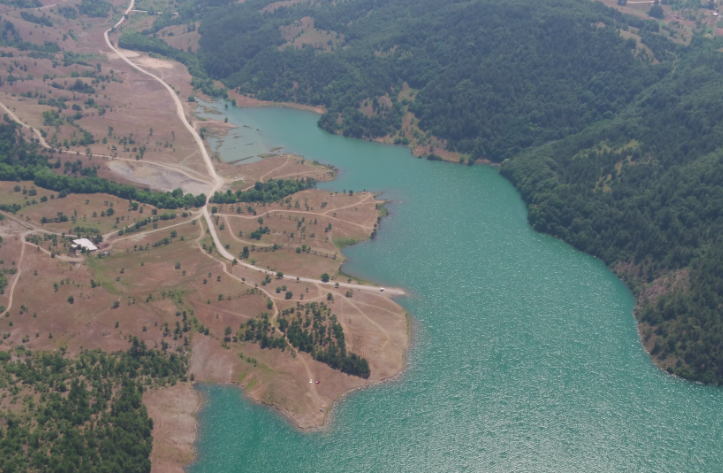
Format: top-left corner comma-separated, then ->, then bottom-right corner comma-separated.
0,186 -> 407,431
157,22 -> 201,53
214,188 -> 382,278
0,0 -> 223,195
279,16 -> 344,52
601,0 -> 723,44
220,154 -> 337,188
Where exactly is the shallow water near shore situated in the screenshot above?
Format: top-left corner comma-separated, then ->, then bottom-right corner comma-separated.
189,103 -> 723,472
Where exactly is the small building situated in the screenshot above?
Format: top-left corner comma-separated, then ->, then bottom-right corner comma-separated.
72,238 -> 98,252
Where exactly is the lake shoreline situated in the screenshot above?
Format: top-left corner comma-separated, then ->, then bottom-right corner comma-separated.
228,90 -> 327,115
153,101 -> 412,472
143,383 -> 202,473
183,103 -> 723,473
188,308 -> 416,470
217,95 -> 700,383
220,95 -> 688,384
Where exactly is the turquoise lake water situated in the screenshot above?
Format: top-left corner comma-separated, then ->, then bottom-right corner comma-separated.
188,104 -> 723,472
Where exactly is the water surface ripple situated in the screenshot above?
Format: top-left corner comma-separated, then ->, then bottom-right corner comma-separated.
190,105 -> 722,472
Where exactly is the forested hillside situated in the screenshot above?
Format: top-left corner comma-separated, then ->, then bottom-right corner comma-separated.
0,340 -> 187,471
501,43 -> 723,383
125,0 -> 723,384
191,0 -> 670,160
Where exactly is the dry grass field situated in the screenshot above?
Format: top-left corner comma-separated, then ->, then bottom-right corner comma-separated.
0,185 -> 407,428
0,0 -> 219,197
0,181 -> 407,432
157,23 -> 201,53
279,16 -> 344,52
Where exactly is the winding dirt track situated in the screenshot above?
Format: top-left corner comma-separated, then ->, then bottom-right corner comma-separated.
0,211 -> 86,315
105,1 -> 231,277
104,2 -> 404,295
2,231 -> 26,316
0,98 -> 51,147
0,0 -> 403,297
0,89 -> 212,186
192,220 -> 323,402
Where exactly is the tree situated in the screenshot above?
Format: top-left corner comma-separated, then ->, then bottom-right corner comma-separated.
648,4 -> 664,18
320,273 -> 330,283
0,343 -> 187,470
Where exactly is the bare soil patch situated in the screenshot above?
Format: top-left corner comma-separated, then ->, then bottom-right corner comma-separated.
157,23 -> 201,53
143,383 -> 201,473
227,89 -> 327,114
279,16 -> 343,52
106,159 -> 212,195
262,0 -> 313,14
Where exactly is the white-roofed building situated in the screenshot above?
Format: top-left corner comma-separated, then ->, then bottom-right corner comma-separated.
72,238 -> 98,252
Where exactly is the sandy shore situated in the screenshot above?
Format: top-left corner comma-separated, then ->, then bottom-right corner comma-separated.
144,383 -> 201,473
227,90 -> 326,115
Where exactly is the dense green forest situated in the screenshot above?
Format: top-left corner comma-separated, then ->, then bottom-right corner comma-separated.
78,0 -> 112,18
210,178 -> 315,204
0,339 -> 188,472
500,43 -> 723,384
188,0 -> 668,157
117,0 -> 723,383
278,303 -> 370,378
239,303 -> 370,377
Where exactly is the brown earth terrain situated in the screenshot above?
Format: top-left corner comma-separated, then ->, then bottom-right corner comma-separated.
279,16 -> 344,52
157,23 -> 201,53
0,0 -> 409,471
228,88 -> 327,115
261,0 -> 315,14
601,0 -> 723,44
0,178 -> 409,431
143,383 -> 201,473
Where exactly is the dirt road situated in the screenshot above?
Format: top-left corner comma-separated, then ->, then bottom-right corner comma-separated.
106,1 -> 405,295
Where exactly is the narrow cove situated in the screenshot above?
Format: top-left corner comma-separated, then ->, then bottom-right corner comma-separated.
189,104 -> 723,472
